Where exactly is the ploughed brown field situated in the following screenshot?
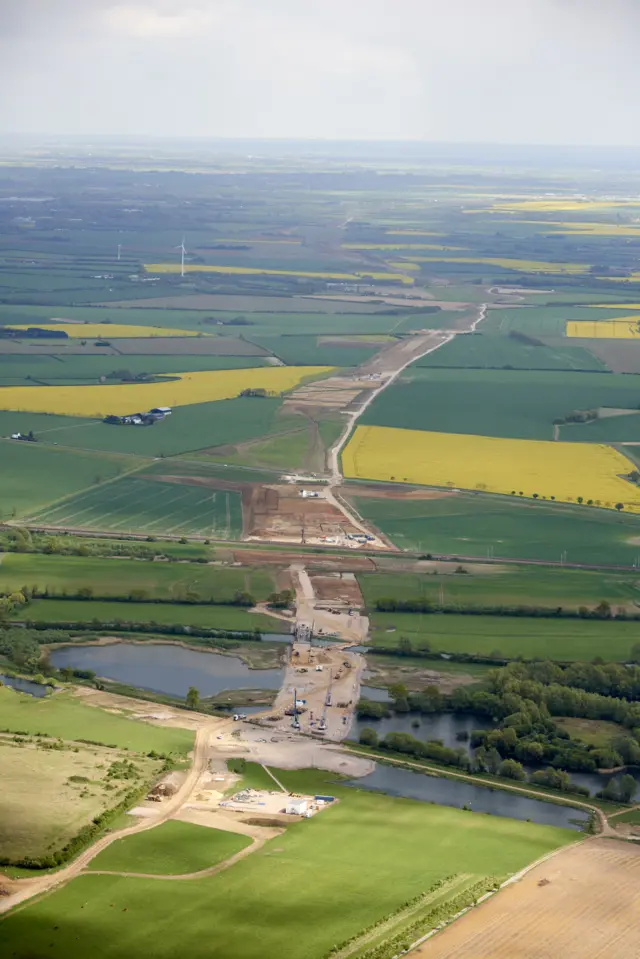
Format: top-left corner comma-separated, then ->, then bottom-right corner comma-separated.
413,839 -> 640,959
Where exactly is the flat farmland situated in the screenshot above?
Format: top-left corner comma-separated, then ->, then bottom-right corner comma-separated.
415,840 -> 640,959
0,442 -> 141,520
87,821 -> 251,876
368,611 -> 640,662
344,426 -> 640,512
102,293 -> 398,312
570,339 -> 640,374
482,306 -> 637,337
4,398 -> 296,457
358,566 -> 640,610
350,493 -> 640,566
30,476 -> 244,537
0,687 -> 194,755
0,554 -> 275,601
0,767 -> 573,959
15,599 -> 278,632
416,334 -> 605,371
0,366 -> 331,417
360,369 -> 640,442
0,738 -> 162,862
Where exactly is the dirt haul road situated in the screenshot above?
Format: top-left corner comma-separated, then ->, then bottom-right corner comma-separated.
0,720 -> 224,915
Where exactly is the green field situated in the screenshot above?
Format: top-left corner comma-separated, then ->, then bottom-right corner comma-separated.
30,476 -> 243,537
0,766 -> 574,959
88,821 -> 251,875
358,565 -> 640,610
360,368 -> 640,442
417,333 -> 605,371
481,305 -> 637,337
0,687 -> 194,754
0,553 -> 275,602
15,599 -> 279,633
251,334 -> 379,366
0,398 -> 299,458
0,353 -> 269,387
0,441 -> 143,520
351,492 -> 640,566
368,611 -> 640,662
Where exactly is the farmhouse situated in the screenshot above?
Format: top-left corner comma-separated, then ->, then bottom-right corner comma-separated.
150,406 -> 172,416
285,798 -> 308,816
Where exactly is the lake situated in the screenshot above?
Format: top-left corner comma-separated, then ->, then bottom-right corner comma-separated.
349,708 -> 494,755
48,643 -> 285,700
349,764 -> 589,831
0,674 -> 50,698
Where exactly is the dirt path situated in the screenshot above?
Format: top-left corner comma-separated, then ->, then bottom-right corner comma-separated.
0,720 -> 222,915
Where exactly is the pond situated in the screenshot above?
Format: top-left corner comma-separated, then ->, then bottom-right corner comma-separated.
48,643 -> 285,700
0,674 -> 51,698
349,709 -> 495,755
349,764 -> 589,831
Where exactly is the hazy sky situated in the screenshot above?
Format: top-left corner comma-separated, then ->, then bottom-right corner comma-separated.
1,0 -> 639,144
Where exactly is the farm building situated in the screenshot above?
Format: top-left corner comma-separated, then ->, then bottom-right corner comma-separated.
150,406 -> 172,416
285,798 -> 308,816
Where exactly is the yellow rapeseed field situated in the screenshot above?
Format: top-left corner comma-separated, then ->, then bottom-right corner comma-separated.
342,426 -> 640,511
567,318 -> 640,339
144,264 -> 414,285
0,367 -> 332,418
386,230 -> 441,236
5,323 -> 202,339
514,221 -> 640,237
405,256 -> 588,274
480,200 -> 640,213
341,243 -> 464,251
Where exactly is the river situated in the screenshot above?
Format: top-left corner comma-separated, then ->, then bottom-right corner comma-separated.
348,764 -> 589,830
48,643 -> 285,700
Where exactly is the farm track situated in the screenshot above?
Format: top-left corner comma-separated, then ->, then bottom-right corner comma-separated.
0,720 -> 224,916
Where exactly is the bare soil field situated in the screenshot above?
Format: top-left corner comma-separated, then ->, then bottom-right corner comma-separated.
245,483 -> 364,545
284,374 -> 374,412
572,339 -> 640,374
0,736 -> 162,861
100,294 -> 390,313
309,572 -> 364,607
413,839 -> 640,959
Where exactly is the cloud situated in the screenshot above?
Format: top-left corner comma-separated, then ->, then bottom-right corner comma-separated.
0,0 -> 639,143
102,3 -> 221,38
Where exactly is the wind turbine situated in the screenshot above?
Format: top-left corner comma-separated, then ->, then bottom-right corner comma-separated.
175,236 -> 187,277
117,244 -> 122,261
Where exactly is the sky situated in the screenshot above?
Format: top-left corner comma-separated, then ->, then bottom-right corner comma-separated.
1,0 -> 639,144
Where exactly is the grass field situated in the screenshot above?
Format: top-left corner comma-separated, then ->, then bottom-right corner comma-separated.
417,335 -> 605,371
0,766 -> 573,959
0,442 -> 142,520
554,717 -> 622,748
344,426 -> 640,511
358,565 -> 640,610
2,398 -> 297,458
0,354 -> 270,387
87,821 -> 251,875
30,476 -> 244,537
360,368 -> 640,442
368,611 -> 640,662
15,599 -> 279,633
0,738 -> 162,861
350,493 -> 640,566
481,306 -> 637,337
0,554 -> 275,602
0,688 -> 194,754
0,366 -> 332,417
407,256 -> 590,274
